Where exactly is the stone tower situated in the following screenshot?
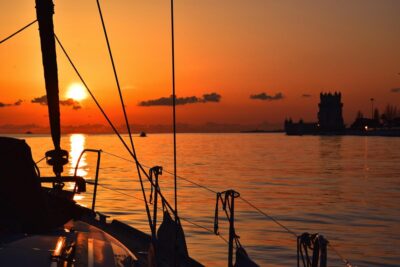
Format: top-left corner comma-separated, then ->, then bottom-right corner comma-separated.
318,92 -> 345,131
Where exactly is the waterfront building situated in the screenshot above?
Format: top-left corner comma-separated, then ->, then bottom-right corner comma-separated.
318,92 -> 345,131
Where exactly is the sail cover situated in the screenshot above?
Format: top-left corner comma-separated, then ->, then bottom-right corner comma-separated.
35,0 -> 61,150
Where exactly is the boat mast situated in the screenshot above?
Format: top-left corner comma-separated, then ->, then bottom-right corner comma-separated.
36,0 -> 67,177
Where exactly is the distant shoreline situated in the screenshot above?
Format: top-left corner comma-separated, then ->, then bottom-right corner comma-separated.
285,128 -> 400,137
240,129 -> 284,133
1,130 -> 396,137
1,131 -> 286,135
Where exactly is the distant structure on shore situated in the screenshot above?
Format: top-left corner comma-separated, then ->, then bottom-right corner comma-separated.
285,92 -> 345,135
285,92 -> 400,137
284,92 -> 400,136
318,92 -> 345,131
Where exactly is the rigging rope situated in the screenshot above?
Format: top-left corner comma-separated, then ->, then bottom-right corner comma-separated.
51,36 -> 178,221
56,24 -> 208,245
166,0 -> 179,257
35,156 -> 46,164
54,34 -> 154,232
0,20 -> 37,44
94,0 -> 154,236
54,35 -> 134,160
94,0 -> 136,158
170,0 -> 178,220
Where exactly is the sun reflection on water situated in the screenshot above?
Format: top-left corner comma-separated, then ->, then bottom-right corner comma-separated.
68,134 -> 88,203
69,134 -> 88,177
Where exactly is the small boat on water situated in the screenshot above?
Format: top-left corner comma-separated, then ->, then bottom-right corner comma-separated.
140,131 -> 147,137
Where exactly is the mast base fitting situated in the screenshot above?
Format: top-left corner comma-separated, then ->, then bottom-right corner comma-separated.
45,149 -> 69,176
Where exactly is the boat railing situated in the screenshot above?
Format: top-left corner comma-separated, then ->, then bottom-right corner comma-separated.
73,149 -> 102,211
39,149 -> 101,211
70,148 -> 183,244
40,176 -> 86,194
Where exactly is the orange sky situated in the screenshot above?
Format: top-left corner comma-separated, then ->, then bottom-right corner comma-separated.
1,1 -> 399,132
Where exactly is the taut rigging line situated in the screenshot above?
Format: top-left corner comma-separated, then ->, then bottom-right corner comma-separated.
0,20 -> 37,44
94,0 -> 154,238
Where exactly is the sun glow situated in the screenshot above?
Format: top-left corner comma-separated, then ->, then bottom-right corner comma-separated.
66,83 -> 87,101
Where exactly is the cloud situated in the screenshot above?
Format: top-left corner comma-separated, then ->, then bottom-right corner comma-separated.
31,95 -> 48,105
390,88 -> 400,93
138,92 -> 221,106
60,98 -> 81,110
31,95 -> 81,110
0,99 -> 23,108
250,92 -> 284,101
302,94 -> 312,98
14,99 -> 23,106
202,92 -> 221,102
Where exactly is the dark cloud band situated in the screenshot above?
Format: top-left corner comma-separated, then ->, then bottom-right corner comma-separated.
250,92 -> 284,101
31,95 -> 47,105
138,92 -> 221,106
31,95 -> 81,110
302,94 -> 312,98
0,99 -> 23,108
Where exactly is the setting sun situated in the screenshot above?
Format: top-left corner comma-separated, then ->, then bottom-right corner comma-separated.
66,83 -> 87,101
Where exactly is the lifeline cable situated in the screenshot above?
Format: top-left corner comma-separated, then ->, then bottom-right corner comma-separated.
90,180 -> 229,244
86,181 -> 144,201
88,150 -> 355,266
102,150 -> 218,194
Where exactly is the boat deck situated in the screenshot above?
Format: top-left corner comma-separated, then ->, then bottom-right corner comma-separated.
0,219 -> 138,267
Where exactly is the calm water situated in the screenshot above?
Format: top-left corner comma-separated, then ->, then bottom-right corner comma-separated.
12,133 -> 400,266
